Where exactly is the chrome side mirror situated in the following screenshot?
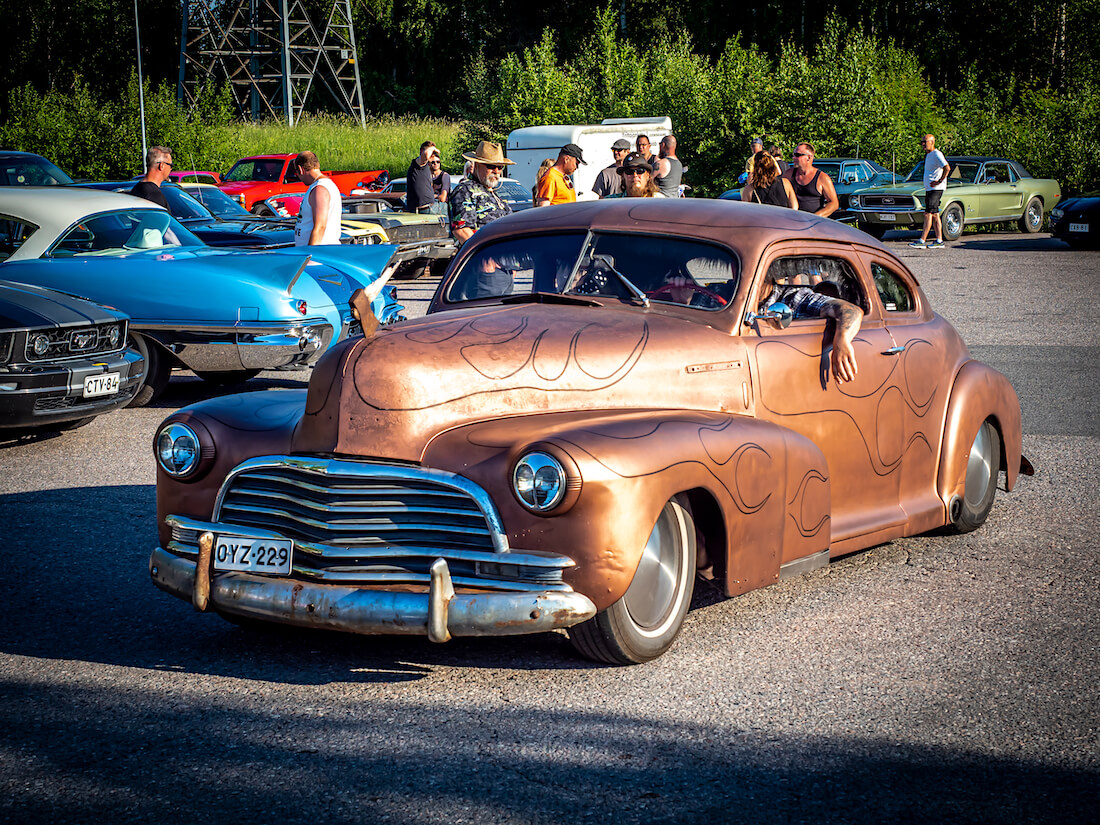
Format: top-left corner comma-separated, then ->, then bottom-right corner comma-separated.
744,301 -> 793,329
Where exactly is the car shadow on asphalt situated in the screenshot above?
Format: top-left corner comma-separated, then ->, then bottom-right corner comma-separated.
1,673 -> 1094,825
952,235 -> 1070,252
3,484 -> 717,681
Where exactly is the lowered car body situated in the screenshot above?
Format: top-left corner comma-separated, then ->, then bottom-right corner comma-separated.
150,199 -> 1029,664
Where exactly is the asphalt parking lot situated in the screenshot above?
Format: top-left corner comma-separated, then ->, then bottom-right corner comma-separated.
1,230 -> 1097,824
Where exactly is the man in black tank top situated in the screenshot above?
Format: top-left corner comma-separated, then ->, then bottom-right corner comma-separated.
784,142 -> 839,218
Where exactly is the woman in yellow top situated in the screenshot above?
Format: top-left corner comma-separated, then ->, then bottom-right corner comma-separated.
535,143 -> 586,206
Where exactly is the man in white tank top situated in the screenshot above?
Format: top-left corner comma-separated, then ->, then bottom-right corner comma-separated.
293,151 -> 341,246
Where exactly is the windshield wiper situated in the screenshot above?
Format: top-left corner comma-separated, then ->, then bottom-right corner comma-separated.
591,254 -> 649,307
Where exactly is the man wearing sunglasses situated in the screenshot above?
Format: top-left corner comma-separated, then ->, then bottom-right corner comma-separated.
449,141 -> 514,245
611,152 -> 667,198
784,142 -> 839,218
131,145 -> 173,209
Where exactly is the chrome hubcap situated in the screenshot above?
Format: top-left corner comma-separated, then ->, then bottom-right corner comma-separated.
945,209 -> 961,236
965,423 -> 994,509
624,504 -> 685,633
1028,204 -> 1041,228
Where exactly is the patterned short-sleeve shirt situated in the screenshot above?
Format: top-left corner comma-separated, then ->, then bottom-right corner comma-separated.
449,178 -> 512,238
763,285 -> 835,318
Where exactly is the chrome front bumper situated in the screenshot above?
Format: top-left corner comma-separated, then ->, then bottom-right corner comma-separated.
150,540 -> 596,642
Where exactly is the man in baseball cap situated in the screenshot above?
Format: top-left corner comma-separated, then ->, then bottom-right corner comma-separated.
592,138 -> 631,198
535,143 -> 587,207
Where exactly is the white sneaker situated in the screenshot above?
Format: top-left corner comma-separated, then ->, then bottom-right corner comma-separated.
908,240 -> 927,249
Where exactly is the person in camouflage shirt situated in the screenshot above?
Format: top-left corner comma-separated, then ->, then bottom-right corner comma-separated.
449,141 -> 514,245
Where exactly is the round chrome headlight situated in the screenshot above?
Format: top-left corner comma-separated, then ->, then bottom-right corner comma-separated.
105,325 -> 121,348
513,452 -> 566,512
31,334 -> 50,356
1051,207 -> 1063,220
156,422 -> 201,477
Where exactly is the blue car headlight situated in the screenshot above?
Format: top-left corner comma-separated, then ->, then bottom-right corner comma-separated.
156,422 -> 202,477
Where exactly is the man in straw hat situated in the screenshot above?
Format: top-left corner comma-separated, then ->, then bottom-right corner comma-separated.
449,140 -> 515,245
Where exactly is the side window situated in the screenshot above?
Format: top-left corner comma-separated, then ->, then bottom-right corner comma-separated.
0,218 -> 37,260
844,163 -> 870,183
282,165 -> 298,185
984,163 -> 1010,184
761,256 -> 868,318
871,262 -> 915,313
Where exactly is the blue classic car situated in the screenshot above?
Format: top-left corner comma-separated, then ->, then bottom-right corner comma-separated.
719,158 -> 901,220
1050,193 -> 1100,248
0,188 -> 404,405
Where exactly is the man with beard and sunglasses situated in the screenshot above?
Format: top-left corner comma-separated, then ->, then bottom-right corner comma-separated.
449,141 -> 515,246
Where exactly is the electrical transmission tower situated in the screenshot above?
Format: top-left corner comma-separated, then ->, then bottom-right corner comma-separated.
178,0 -> 366,126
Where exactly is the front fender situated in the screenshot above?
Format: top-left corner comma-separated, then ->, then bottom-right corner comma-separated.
155,389 -> 307,547
938,360 -> 1025,507
423,409 -> 831,610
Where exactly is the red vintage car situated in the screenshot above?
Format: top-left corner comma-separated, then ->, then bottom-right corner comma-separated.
149,199 -> 1030,664
217,154 -> 387,211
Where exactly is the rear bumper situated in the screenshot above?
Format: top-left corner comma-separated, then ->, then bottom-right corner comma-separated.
140,317 -> 336,372
150,544 -> 596,641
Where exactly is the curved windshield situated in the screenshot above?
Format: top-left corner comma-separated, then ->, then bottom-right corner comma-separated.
160,185 -> 212,220
49,209 -> 204,257
223,158 -> 285,183
186,186 -> 251,217
0,155 -> 74,186
446,231 -> 739,312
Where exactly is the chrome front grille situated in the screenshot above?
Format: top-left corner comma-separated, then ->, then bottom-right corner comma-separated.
175,456 -> 576,590
218,466 -> 496,552
859,194 -> 918,210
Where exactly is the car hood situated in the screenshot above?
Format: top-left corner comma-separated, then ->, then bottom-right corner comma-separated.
1055,196 -> 1100,211
218,181 -> 267,195
851,181 -> 925,197
187,219 -> 296,247
293,301 -> 743,462
0,280 -> 123,329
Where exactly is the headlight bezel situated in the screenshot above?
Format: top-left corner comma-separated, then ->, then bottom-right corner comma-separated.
154,419 -> 214,480
511,445 -> 582,515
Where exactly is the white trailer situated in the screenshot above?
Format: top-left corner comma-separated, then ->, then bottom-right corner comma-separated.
505,117 -> 673,200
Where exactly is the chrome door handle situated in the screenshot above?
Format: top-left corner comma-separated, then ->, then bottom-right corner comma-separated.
882,346 -> 905,356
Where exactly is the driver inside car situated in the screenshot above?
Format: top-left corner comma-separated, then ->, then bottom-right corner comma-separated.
757,270 -> 864,384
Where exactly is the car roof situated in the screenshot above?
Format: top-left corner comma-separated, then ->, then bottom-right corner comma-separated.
470,198 -> 878,259
0,186 -> 166,226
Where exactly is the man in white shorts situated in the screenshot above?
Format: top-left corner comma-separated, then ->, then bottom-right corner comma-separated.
911,134 -> 951,249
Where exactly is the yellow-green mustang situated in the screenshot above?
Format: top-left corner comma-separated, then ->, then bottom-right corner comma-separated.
849,156 -> 1060,241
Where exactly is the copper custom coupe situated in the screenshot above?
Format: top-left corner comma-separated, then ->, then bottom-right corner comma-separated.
150,200 -> 1029,664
